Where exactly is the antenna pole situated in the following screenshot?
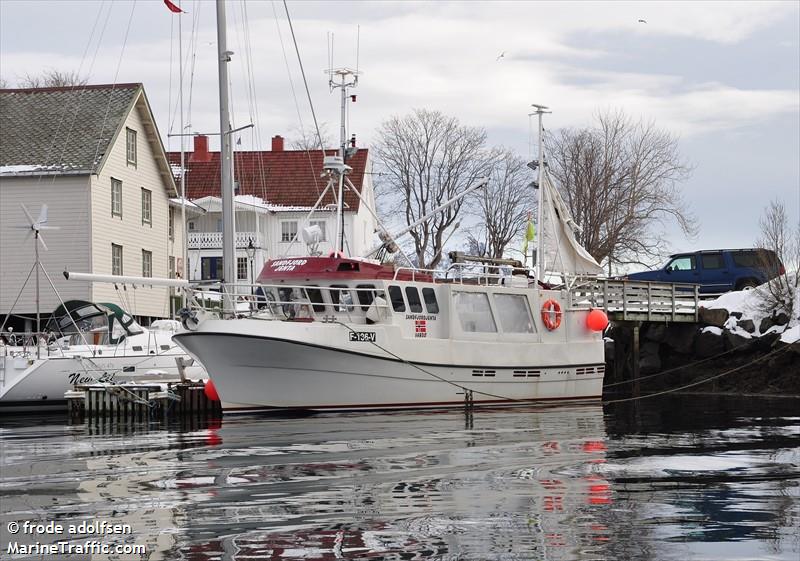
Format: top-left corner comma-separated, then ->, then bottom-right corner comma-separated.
327,68 -> 358,256
531,104 -> 550,282
35,231 -> 40,358
217,0 -> 236,315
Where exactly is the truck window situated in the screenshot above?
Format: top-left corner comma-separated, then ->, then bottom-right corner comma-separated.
667,256 -> 695,271
701,253 -> 724,269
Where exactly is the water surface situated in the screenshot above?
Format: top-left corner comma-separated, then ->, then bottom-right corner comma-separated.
1,395 -> 798,560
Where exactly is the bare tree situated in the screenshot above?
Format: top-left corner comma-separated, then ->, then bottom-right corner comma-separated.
0,76 -> 8,89
18,69 -> 88,88
546,110 -> 696,270
470,149 -> 532,259
288,122 -> 333,151
374,108 -> 493,269
756,199 -> 799,317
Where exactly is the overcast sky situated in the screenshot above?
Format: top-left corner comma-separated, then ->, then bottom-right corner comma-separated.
1,0 -> 798,260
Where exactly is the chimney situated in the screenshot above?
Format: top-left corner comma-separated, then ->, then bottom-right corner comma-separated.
271,135 -> 284,152
191,135 -> 211,162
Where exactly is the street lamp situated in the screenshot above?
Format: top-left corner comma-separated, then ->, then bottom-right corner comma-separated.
246,238 -> 256,310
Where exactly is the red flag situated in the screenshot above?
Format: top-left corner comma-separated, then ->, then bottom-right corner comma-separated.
164,0 -> 184,13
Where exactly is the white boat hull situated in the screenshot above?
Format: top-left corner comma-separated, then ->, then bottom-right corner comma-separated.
175,320 -> 605,411
0,347 -> 206,413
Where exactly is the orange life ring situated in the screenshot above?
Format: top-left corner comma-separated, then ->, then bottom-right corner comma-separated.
541,299 -> 562,331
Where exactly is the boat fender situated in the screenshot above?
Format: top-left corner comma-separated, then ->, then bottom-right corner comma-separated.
541,299 -> 562,331
366,296 -> 387,324
586,309 -> 609,332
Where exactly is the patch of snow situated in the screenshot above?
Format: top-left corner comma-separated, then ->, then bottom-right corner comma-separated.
701,326 -> 723,335
780,325 -> 799,344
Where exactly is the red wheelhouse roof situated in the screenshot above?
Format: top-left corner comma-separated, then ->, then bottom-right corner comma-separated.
257,257 -> 432,283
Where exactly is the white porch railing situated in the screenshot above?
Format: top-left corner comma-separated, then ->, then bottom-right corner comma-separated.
188,231 -> 265,249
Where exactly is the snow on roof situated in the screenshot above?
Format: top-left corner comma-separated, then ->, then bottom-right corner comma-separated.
191,194 -> 337,214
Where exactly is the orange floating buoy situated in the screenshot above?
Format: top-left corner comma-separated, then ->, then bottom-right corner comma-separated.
586,309 -> 609,332
541,299 -> 562,331
204,379 -> 220,402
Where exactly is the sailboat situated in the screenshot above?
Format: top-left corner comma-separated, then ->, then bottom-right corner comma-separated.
171,5 -> 609,411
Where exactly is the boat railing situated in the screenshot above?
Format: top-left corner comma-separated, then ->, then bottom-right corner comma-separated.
186,283 -> 393,324
393,264 -> 532,286
0,331 -> 64,359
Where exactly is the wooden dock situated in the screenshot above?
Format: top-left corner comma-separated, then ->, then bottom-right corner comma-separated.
571,279 -> 700,323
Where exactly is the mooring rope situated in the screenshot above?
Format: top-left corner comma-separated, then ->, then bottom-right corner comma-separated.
333,320 -> 796,406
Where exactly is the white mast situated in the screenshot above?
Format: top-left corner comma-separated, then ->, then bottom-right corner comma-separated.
178,6 -> 188,302
216,0 -> 236,314
326,68 -> 358,255
531,103 -> 550,282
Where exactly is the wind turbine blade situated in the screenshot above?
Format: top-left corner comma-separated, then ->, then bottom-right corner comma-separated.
37,234 -> 48,252
20,203 -> 35,226
36,204 -> 48,225
39,225 -> 60,230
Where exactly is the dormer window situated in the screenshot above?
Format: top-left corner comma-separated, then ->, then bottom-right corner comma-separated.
126,128 -> 137,165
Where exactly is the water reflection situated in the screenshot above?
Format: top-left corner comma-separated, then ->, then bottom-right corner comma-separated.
0,396 -> 797,560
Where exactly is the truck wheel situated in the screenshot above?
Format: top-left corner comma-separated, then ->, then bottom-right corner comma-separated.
736,279 -> 758,291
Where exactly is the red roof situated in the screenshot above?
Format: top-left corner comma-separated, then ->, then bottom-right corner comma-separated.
166,143 -> 369,211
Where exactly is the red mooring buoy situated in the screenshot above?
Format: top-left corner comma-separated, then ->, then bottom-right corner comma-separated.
586,309 -> 609,332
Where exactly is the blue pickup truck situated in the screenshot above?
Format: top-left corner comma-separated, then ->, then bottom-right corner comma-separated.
626,248 -> 784,294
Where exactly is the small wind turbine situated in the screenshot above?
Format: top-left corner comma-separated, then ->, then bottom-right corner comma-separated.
14,204 -> 60,353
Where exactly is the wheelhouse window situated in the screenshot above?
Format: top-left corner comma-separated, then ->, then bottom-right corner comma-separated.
111,178 -> 122,217
388,285 -> 405,312
141,188 -> 152,225
126,128 -> 137,165
112,244 -> 123,276
493,294 -> 534,333
405,287 -> 423,313
281,221 -> 298,242
454,291 -> 497,333
356,284 -> 376,311
330,284 -> 354,312
422,287 -> 439,314
142,249 -> 152,277
304,286 -> 326,313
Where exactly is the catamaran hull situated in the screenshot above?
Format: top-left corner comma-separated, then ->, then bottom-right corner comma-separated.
174,330 -> 605,411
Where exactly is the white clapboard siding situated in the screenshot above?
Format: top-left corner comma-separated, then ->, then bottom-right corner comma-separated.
90,92 -> 175,318
0,175 -> 92,313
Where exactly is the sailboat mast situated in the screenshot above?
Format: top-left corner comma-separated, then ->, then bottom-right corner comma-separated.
178,7 -> 187,304
337,78 -> 347,254
216,0 -> 236,313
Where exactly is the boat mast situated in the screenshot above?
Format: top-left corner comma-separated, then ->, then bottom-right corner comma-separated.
216,0 -> 236,314
178,6 -> 187,305
327,68 -> 358,256
531,103 -> 550,282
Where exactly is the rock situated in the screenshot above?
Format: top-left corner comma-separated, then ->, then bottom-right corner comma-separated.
695,329 -> 725,357
643,323 -> 667,343
774,312 -> 790,326
604,338 -> 615,362
663,324 -> 700,355
723,328 -> 750,351
730,311 -> 743,319
640,341 -> 661,374
759,316 -> 775,334
699,306 -> 729,328
736,319 -> 756,333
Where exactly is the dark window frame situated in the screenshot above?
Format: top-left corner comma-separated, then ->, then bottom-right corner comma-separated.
422,287 -> 439,314
388,285 -> 406,312
405,286 -> 423,313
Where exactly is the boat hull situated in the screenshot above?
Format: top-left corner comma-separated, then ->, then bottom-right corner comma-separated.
174,325 -> 605,411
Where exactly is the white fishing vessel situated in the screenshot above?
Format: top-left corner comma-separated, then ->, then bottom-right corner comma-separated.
171,2 -> 607,411
0,300 -> 206,413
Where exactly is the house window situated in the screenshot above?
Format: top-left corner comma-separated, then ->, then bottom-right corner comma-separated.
169,256 -> 176,279
237,256 -> 248,280
111,178 -> 122,217
281,221 -> 298,242
168,207 -> 175,240
142,249 -> 153,277
310,220 -> 327,241
126,128 -> 137,165
201,257 -> 223,280
216,219 -> 223,233
141,188 -> 152,225
112,244 -> 123,276
188,221 -> 196,231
